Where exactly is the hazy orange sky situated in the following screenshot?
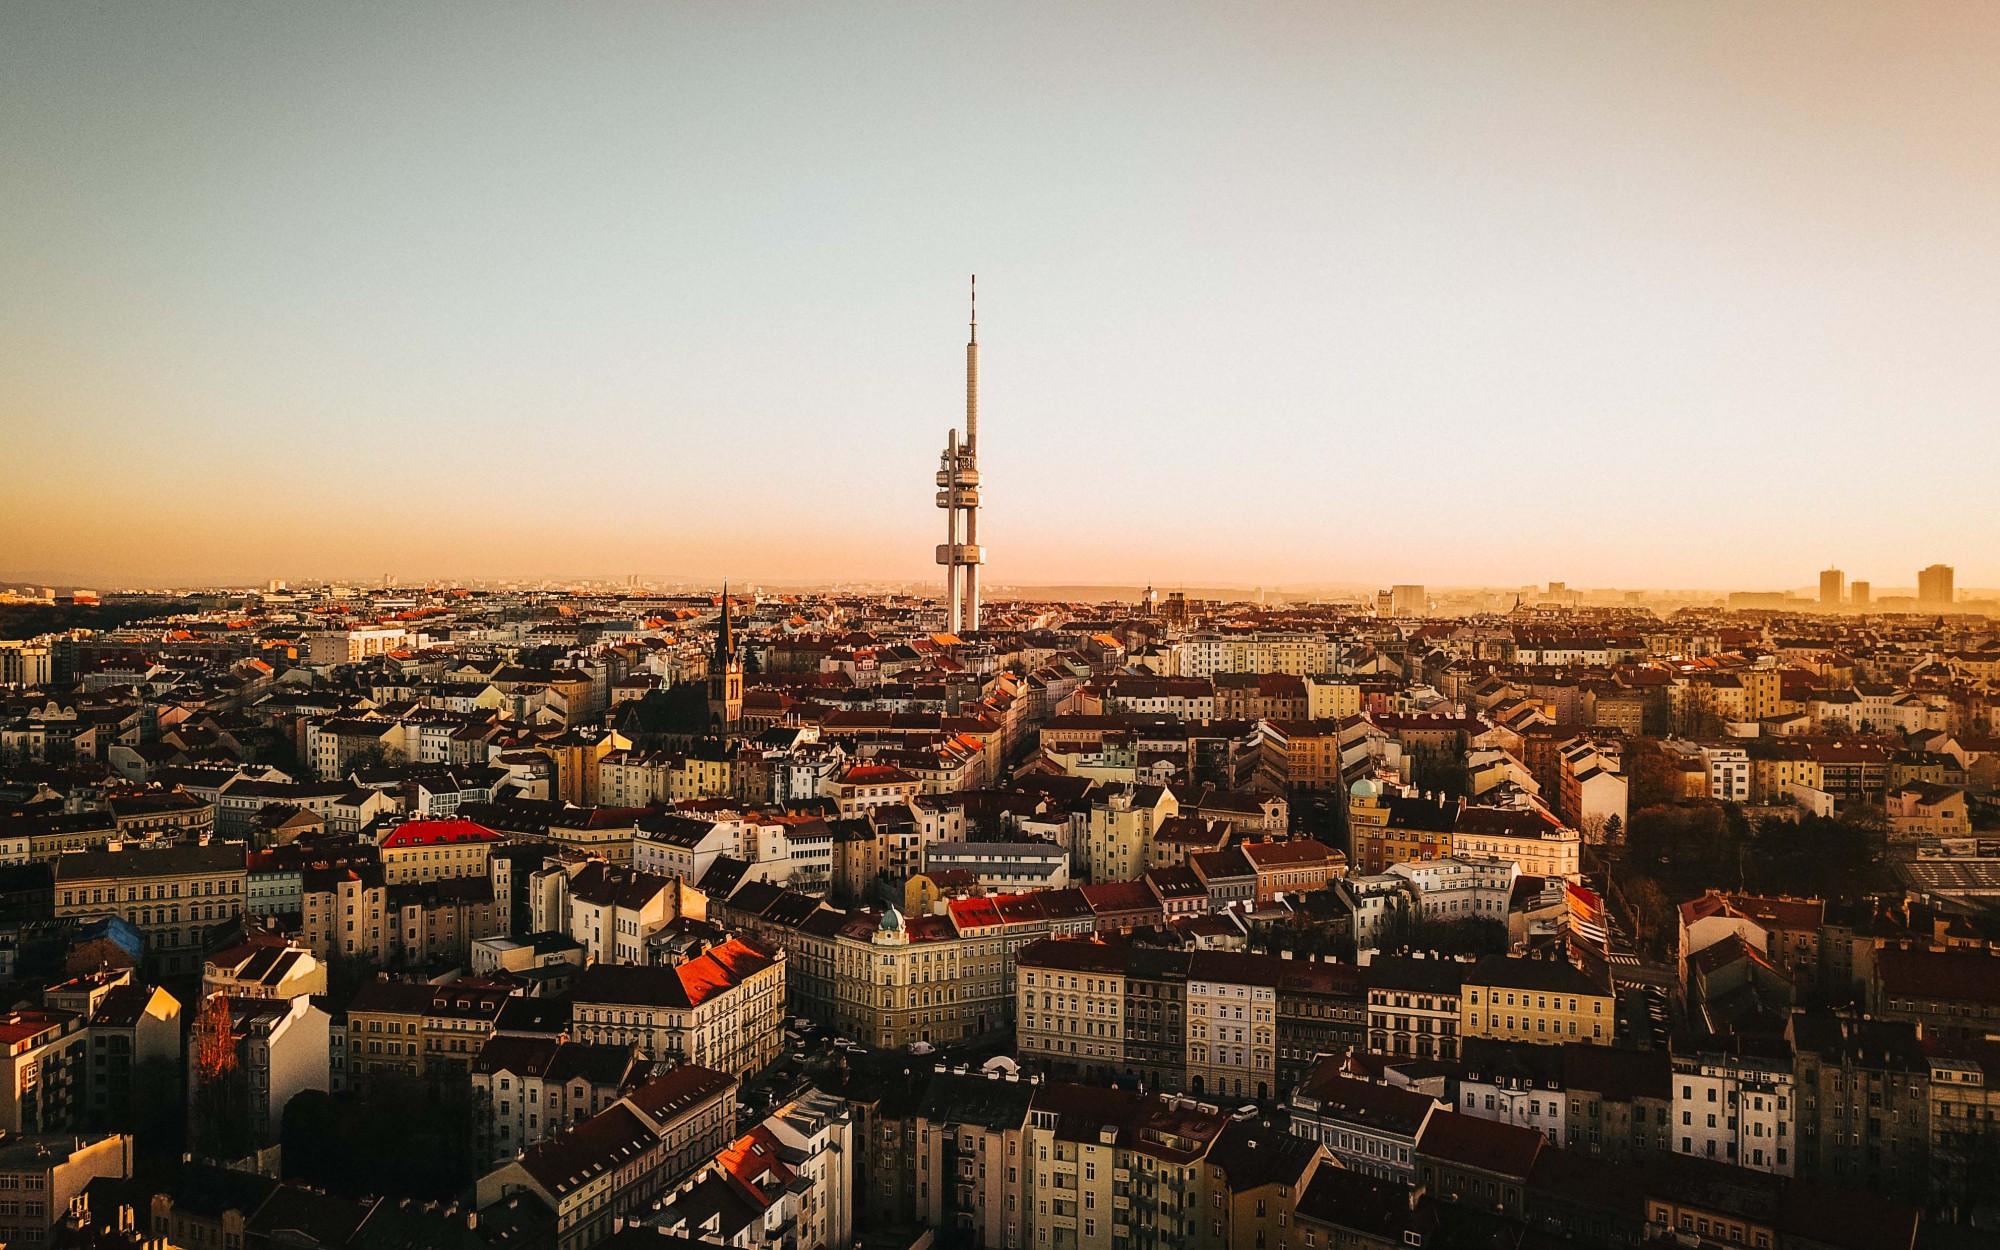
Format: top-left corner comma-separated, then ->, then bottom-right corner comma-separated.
5,3 -> 1999,591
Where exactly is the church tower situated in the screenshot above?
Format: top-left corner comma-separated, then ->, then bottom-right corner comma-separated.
708,583 -> 743,736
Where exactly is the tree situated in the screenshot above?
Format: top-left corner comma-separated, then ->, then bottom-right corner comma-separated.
1669,681 -> 1724,739
282,1078 -> 478,1201
127,1055 -> 186,1151
1626,740 -> 1689,811
1408,745 -> 1471,799
188,995 -> 254,1162
1618,875 -> 1674,958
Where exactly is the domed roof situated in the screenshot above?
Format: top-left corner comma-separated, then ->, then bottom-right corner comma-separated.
1348,777 -> 1383,800
879,906 -> 904,933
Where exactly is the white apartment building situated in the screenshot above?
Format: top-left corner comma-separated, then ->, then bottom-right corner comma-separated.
1703,746 -> 1752,803
1186,958 -> 1277,1101
1672,1042 -> 1795,1175
1387,855 -> 1518,924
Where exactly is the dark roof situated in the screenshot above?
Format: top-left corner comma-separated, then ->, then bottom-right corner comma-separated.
1205,1119 -> 1322,1192
55,840 -> 247,881
518,1103 -> 655,1198
1876,947 -> 2000,1006
1366,955 -> 1467,995
1293,1063 -> 1439,1138
622,1065 -> 737,1124
242,1187 -> 375,1249
1294,1167 -> 1434,1243
1789,1011 -> 1928,1073
1416,1109 -> 1546,1180
158,1163 -> 279,1221
918,1070 -> 1037,1132
1464,953 -> 1605,997
1558,1042 -> 1671,1102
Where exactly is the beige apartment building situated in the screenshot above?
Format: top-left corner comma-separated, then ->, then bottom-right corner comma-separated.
53,841 -> 248,976
569,937 -> 785,1078
377,817 -> 501,884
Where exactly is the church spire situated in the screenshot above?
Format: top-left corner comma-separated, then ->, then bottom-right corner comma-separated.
717,580 -> 734,659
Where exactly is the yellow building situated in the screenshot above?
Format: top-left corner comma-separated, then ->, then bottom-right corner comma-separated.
1748,744 -> 1822,805
1017,940 -> 1128,1080
570,938 -> 785,1078
538,729 -> 628,805
1025,1082 -> 1232,1250
344,979 -> 433,1082
1304,678 -> 1362,722
1738,667 -> 1784,722
1347,781 -> 1456,876
669,753 -> 735,802
1459,955 -> 1614,1046
377,818 -> 501,885
1451,806 -> 1579,880
1261,720 -> 1347,791
1084,784 -> 1178,882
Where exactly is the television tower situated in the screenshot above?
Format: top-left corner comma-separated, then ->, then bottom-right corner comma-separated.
936,276 -> 985,633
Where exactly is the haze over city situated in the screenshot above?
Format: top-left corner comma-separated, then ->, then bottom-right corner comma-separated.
16,5 -> 2000,1247
8,2 -> 2000,589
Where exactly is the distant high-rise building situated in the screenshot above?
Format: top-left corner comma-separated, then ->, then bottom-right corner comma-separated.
1390,585 -> 1426,617
1850,580 -> 1871,606
1919,564 -> 1956,606
1819,568 -> 1844,606
934,277 -> 985,634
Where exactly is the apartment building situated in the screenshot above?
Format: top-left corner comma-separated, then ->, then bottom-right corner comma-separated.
377,817 -> 501,884
1186,952 -> 1281,1102
1671,1034 -> 1796,1175
1288,1060 -> 1442,1183
205,995 -> 331,1147
1203,1120 -> 1327,1250
915,1070 -> 1036,1250
0,1132 -> 132,1247
1084,785 -> 1179,883
1025,1082 -> 1231,1250
1788,1012 -> 1929,1197
1020,939 -> 1366,1103
1346,784 -> 1456,877
1018,938 -> 1128,1081
43,970 -> 182,1128
1365,957 -> 1465,1061
558,861 -> 690,966
569,937 -> 785,1077
0,1009 -> 88,1134
1458,955 -> 1614,1047
473,1065 -> 737,1250
53,841 -> 248,976
201,938 -> 326,1002
1928,1038 -> 2000,1216
470,1035 -> 642,1164
343,977 -> 512,1086
1449,804 -> 1580,880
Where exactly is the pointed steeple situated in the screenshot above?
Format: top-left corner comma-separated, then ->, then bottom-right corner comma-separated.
717,580 -> 735,660
708,580 -> 744,738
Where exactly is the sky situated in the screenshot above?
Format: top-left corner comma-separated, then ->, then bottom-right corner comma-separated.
5,2 -> 2000,592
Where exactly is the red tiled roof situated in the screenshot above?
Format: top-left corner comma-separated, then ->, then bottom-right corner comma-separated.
378,818 -> 501,849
